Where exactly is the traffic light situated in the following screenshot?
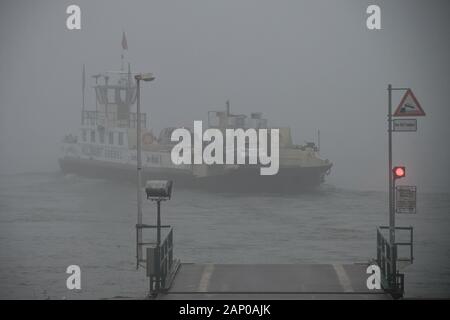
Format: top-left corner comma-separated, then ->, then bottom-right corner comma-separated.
393,166 -> 406,180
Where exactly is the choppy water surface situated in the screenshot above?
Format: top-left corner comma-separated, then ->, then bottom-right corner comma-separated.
0,172 -> 449,299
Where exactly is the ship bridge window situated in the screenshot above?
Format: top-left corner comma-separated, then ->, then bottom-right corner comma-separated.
108,132 -> 114,145
99,130 -> 105,144
90,130 -> 95,143
147,154 -> 161,164
118,132 -> 124,146
107,88 -> 115,104
236,117 -> 246,128
105,148 -> 122,160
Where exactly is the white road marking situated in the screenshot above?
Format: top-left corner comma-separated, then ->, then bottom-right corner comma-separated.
197,264 -> 215,292
332,264 -> 353,293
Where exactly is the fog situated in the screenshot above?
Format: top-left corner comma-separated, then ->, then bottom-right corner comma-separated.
0,0 -> 449,192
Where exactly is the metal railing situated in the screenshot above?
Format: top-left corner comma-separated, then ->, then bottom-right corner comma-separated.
135,223 -> 171,264
153,228 -> 174,289
376,226 -> 413,297
378,226 -> 414,264
82,110 -> 146,129
136,223 -> 179,295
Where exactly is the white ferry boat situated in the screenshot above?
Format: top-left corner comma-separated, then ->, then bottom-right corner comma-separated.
59,64 -> 332,192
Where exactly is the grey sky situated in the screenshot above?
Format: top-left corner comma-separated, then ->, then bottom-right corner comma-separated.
0,0 -> 449,191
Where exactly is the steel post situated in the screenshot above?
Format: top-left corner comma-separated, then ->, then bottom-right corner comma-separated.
136,79 -> 143,267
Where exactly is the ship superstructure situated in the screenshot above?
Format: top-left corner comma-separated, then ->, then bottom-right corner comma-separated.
60,63 -> 332,192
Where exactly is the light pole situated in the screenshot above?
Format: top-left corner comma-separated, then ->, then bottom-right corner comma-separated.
135,73 -> 155,268
387,84 -> 409,287
388,84 -> 393,253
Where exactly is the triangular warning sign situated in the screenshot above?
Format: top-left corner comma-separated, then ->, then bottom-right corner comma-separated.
393,89 -> 425,117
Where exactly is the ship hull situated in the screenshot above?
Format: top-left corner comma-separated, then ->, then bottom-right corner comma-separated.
58,157 -> 331,193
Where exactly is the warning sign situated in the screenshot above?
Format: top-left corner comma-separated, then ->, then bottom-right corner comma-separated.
395,185 -> 417,214
393,89 -> 425,117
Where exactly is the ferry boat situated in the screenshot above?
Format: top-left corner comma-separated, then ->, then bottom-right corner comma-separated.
59,65 -> 332,193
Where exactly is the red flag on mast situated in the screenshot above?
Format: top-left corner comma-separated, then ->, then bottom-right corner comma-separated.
122,31 -> 128,50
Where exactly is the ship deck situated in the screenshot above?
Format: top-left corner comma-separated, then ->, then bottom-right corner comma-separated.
157,263 -> 391,300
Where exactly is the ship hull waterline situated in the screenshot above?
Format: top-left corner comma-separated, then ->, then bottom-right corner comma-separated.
58,157 -> 332,193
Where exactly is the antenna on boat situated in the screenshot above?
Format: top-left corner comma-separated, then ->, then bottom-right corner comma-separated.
121,31 -> 128,72
226,99 -> 230,116
128,63 -> 132,87
92,74 -> 101,116
317,129 -> 321,153
82,64 -> 85,124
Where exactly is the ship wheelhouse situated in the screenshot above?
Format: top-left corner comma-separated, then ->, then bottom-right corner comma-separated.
83,71 -> 145,130
75,70 -> 149,162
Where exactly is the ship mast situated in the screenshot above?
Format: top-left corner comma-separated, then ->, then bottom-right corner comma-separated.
121,31 -> 128,72
81,64 -> 85,124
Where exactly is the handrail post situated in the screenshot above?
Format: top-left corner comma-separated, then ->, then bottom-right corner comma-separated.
155,200 -> 162,292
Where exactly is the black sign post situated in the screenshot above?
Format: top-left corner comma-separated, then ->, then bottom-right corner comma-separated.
386,85 -> 424,289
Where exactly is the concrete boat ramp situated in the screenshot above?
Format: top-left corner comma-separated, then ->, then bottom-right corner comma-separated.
155,263 -> 391,300
140,207 -> 406,300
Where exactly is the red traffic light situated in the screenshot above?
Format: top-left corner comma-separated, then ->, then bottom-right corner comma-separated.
393,166 -> 406,179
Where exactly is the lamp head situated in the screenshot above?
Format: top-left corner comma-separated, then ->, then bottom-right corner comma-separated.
145,180 -> 173,200
135,73 -> 155,82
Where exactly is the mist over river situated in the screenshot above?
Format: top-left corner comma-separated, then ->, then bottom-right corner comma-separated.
0,172 -> 449,299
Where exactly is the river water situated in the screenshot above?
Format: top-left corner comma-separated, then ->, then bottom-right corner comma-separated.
0,172 -> 449,299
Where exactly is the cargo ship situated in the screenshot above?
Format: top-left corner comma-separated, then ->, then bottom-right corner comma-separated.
59,63 -> 332,192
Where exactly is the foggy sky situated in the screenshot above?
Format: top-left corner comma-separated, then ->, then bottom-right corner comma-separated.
0,0 -> 449,192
